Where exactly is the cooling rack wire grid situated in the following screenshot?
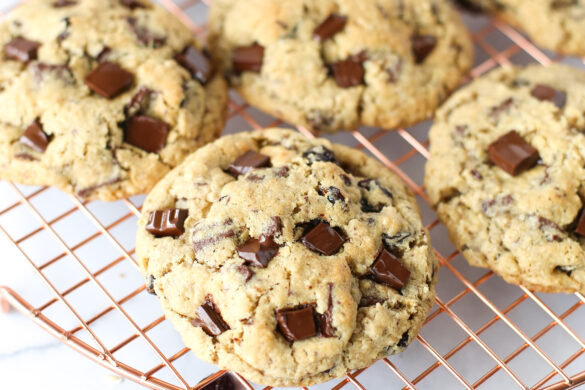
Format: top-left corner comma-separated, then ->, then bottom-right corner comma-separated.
0,1 -> 584,389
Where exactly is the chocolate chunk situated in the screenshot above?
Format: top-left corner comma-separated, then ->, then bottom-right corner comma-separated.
359,296 -> 385,308
145,209 -> 188,237
301,222 -> 345,255
487,130 -> 539,176
266,216 -> 283,236
368,248 -> 410,290
192,297 -> 230,336
85,61 -> 134,99
4,37 -> 41,63
176,46 -> 213,85
232,44 -> 264,74
198,372 -> 244,390
303,146 -> 339,166
124,87 -> 152,117
331,57 -> 364,88
276,305 -> 317,342
411,35 -> 437,63
317,284 -> 335,337
530,84 -> 566,109
53,0 -> 77,7
125,115 -> 169,153
120,0 -> 145,9
15,153 -> 37,161
274,166 -> 289,177
145,275 -> 156,295
237,236 -> 279,268
228,150 -> 271,176
96,47 -> 111,63
236,265 -> 254,282
574,209 -> 585,237
313,14 -> 347,41
76,177 -> 121,198
127,17 -> 166,48
20,119 -> 50,153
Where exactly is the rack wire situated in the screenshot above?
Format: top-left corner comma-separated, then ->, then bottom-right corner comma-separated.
0,1 -> 584,389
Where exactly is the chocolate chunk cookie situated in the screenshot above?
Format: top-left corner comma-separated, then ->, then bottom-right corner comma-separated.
0,0 -> 227,200
137,129 -> 437,386
208,0 -> 473,132
425,64 -> 585,294
457,0 -> 585,56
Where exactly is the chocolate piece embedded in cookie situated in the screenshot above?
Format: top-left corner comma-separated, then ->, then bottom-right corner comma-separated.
237,236 -> 280,267
20,119 -> 50,153
313,14 -> 347,42
487,131 -> 539,176
301,222 -> 345,255
232,44 -> 264,74
276,305 -> 317,342
228,150 -> 271,176
192,297 -> 230,336
124,115 -> 169,153
85,62 -> 134,99
368,248 -> 410,291
146,209 -> 188,237
4,37 -> 40,63
176,46 -> 213,84
411,35 -> 437,63
530,84 -> 566,109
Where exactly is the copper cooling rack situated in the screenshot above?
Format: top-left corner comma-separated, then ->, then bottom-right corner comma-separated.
0,1 -> 584,389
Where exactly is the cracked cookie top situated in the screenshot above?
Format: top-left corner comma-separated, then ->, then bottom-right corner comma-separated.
137,128 -> 437,387
425,64 -> 585,294
456,0 -> 585,56
208,0 -> 473,132
0,0 -> 227,200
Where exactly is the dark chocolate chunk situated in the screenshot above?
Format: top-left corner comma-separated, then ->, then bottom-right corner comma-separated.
303,146 -> 339,166
145,209 -> 188,237
368,248 -> 410,290
331,57 -> 364,88
530,84 -> 566,109
237,236 -> 279,268
411,35 -> 437,63
4,37 -> 41,63
574,209 -> 585,237
228,150 -> 271,176
20,119 -> 50,153
317,284 -> 335,337
192,297 -> 230,336
276,305 -> 317,342
120,0 -> 146,9
359,296 -> 385,308
124,115 -> 169,153
265,216 -> 283,236
14,153 -> 37,161
76,177 -> 121,198
313,14 -> 347,41
176,46 -> 213,85
232,44 -> 264,74
53,0 -> 77,7
236,265 -> 254,282
84,61 -> 134,99
487,130 -> 539,176
301,222 -> 345,255
124,87 -> 153,117
145,275 -> 156,295
96,46 -> 111,63
198,372 -> 245,390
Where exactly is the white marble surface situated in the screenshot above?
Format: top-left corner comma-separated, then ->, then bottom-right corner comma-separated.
1,1 -> 585,390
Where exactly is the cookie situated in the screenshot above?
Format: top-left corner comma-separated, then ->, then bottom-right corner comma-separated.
208,0 -> 473,132
456,0 -> 585,56
137,128 -> 437,386
0,0 -> 227,201
425,64 -> 585,294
